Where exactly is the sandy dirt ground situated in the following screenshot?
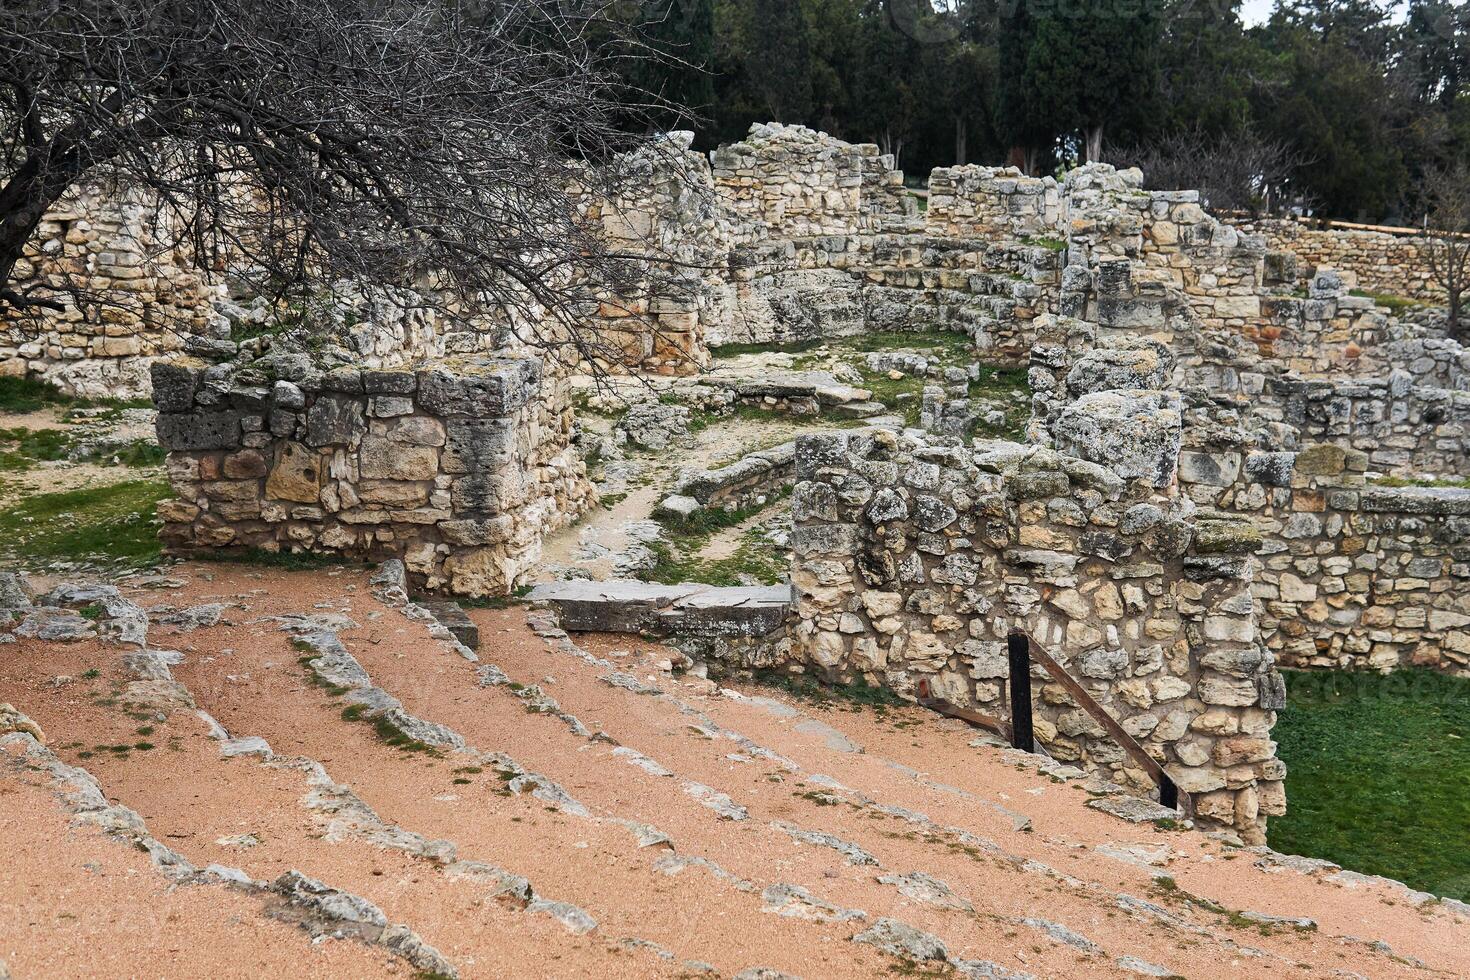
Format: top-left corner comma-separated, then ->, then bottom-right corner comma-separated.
1,563 -> 1467,979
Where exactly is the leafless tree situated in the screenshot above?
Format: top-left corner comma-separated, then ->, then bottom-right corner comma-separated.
0,0 -> 693,364
1113,126 -> 1308,216
1424,163 -> 1470,337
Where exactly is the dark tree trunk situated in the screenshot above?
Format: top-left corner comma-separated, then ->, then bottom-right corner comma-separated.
0,149 -> 90,310
1084,123 -> 1104,164
954,116 -> 967,167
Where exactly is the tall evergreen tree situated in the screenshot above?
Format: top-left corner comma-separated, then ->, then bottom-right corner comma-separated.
1022,0 -> 1162,162
627,0 -> 717,131
996,1 -> 1054,172
746,0 -> 816,123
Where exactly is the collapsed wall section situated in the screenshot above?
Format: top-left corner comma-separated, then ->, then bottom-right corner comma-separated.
151,356 -> 593,596
786,429 -> 1283,841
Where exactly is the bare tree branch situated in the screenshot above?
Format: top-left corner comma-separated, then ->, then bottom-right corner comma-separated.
0,0 -> 695,370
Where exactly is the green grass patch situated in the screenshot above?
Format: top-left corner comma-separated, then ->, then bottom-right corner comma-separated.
1020,235 -> 1068,252
686,402 -> 865,434
854,367 -> 928,426
748,668 -> 907,715
1271,668 -> 1470,901
638,492 -> 790,587
0,376 -> 149,415
457,584 -> 533,610
711,330 -> 976,365
966,364 -> 1032,441
1350,289 -> 1424,314
0,478 -> 169,569
97,439 -> 166,468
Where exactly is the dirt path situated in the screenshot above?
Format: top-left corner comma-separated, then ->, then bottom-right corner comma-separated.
537,413 -> 832,583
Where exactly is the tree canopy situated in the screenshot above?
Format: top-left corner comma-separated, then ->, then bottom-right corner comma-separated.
629,0 -> 1470,222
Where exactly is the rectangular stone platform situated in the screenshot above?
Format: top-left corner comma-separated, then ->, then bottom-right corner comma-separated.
525,581 -> 792,638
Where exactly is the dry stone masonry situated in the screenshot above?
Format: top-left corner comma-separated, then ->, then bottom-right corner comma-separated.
784,429 -> 1282,842
1,181 -> 221,398
1241,217 -> 1450,303
153,354 -> 592,596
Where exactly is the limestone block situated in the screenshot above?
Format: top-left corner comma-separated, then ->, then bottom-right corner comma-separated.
305,395 -> 366,448
357,480 -> 431,508
1051,390 -> 1181,487
359,434 -> 439,482
265,442 -> 323,504
1198,675 -> 1259,706
156,411 -> 242,452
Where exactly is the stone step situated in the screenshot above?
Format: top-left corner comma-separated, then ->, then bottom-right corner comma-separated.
241,600 -> 916,978
0,735 -> 404,979
418,599 -> 480,650
828,400 -> 888,419
526,580 -> 792,638
510,613 -> 1453,980
8,564 -> 1465,979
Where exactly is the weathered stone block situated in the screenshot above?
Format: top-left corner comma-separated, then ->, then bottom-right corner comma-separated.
151,360 -> 204,413
416,361 -> 534,417
156,411 -> 242,451
359,434 -> 438,481
441,419 -> 516,474
265,442 -> 322,504
305,395 -> 367,448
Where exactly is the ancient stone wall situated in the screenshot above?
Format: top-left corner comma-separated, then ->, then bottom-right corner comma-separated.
923,166 -> 1060,240
710,123 -> 908,239
1239,218 -> 1448,303
1178,442 -> 1470,675
1,182 -> 221,398
1268,375 -> 1470,477
787,430 -> 1283,841
151,355 -> 593,596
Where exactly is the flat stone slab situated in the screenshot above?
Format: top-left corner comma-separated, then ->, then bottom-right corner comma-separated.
420,600 -> 480,651
527,581 -> 792,638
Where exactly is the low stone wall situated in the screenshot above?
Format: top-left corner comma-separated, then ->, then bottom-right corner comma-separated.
924,166 -> 1060,240
1,182 -> 220,398
1240,218 -> 1448,303
1179,443 -> 1470,675
710,123 -> 908,240
660,440 -> 797,517
1269,375 -> 1470,477
152,356 -> 593,596
787,430 -> 1283,841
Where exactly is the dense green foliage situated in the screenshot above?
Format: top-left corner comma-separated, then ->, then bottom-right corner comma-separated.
626,0 -> 1470,220
1272,668 -> 1470,901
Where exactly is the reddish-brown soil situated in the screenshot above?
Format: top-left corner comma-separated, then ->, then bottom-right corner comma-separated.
1,562 -> 1465,979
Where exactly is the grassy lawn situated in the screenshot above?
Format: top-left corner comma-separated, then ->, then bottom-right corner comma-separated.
1271,668 -> 1470,901
0,478 -> 170,570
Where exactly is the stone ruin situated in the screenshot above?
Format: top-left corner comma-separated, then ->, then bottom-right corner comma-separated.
10,121 -> 1470,841
151,353 -> 593,597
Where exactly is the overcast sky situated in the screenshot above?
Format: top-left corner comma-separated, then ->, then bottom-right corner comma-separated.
1237,0 -> 1408,27
1240,0 -> 1275,25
